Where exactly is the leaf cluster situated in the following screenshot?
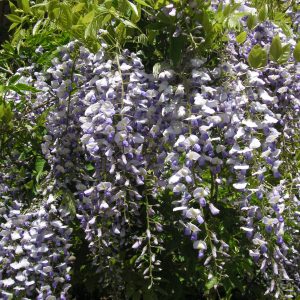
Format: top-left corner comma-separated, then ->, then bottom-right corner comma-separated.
248,35 -> 300,68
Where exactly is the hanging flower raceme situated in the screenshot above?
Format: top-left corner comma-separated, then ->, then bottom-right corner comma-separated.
0,195 -> 72,299
222,16 -> 300,297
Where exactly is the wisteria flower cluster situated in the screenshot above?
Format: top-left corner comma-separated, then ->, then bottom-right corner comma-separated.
1,2 -> 300,299
224,20 -> 300,295
0,194 -> 72,299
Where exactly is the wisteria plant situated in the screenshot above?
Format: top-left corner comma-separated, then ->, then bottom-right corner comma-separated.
0,0 -> 300,299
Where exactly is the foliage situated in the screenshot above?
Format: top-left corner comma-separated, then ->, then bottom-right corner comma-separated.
5,0 -> 253,70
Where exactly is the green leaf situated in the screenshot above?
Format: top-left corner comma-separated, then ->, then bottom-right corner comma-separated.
24,180 -> 34,190
247,14 -> 256,30
59,3 -> 72,29
8,74 -> 21,85
136,33 -> 147,45
116,22 -> 126,42
8,22 -> 19,32
84,22 -> 96,39
278,22 -> 292,37
101,13 -> 111,27
205,276 -> 219,290
6,85 -> 22,94
86,163 -> 95,171
47,0 -> 59,19
9,1 -> 17,11
32,19 -> 43,35
223,4 -> 231,18
278,44 -> 290,64
72,2 -> 85,13
104,0 -> 113,9
71,23 -> 83,30
293,41 -> 300,62
6,107 -> 13,123
122,19 -> 141,30
15,9 -> 25,13
127,0 -> 139,18
227,13 -> 244,30
61,190 -> 76,216
35,158 -> 46,183
248,44 -> 268,68
5,14 -> 22,23
236,31 -> 247,44
14,83 -> 40,92
82,10 -> 95,24
270,35 -> 282,62
0,104 -> 13,123
134,0 -> 152,8
21,0 -> 30,13
258,5 -> 268,22
0,104 -> 5,120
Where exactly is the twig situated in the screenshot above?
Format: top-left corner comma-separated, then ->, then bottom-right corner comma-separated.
0,66 -> 13,75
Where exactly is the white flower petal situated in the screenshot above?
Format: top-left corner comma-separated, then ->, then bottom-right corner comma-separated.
133,133 -> 144,144
240,227 -> 254,232
193,240 -> 207,250
249,138 -> 261,149
242,119 -> 257,128
234,165 -> 249,170
85,103 -> 100,116
16,273 -> 26,282
173,206 -> 188,212
169,174 -> 180,185
187,151 -> 200,161
194,93 -> 206,106
233,182 -> 248,190
209,203 -> 220,215
259,88 -> 275,103
1,278 -> 15,287
11,231 -> 21,241
264,115 -> 278,124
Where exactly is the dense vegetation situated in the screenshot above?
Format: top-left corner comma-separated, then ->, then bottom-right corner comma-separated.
0,0 -> 300,299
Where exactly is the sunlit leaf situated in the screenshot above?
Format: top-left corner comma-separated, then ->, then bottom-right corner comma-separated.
72,2 -> 85,13
258,5 -> 268,22
236,31 -> 247,44
247,14 -> 256,30
278,44 -> 290,64
248,44 -> 268,68
205,276 -> 219,290
32,19 -> 43,35
21,0 -> 30,13
82,10 -> 95,24
122,19 -> 141,31
14,83 -> 40,92
8,74 -> 21,85
270,35 -> 282,62
5,14 -> 22,23
8,22 -> 19,32
294,41 -> 300,62
35,157 -> 46,183
127,0 -> 139,18
134,0 -> 152,8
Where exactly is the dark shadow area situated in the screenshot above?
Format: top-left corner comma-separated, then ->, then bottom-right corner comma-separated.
0,0 -> 10,45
